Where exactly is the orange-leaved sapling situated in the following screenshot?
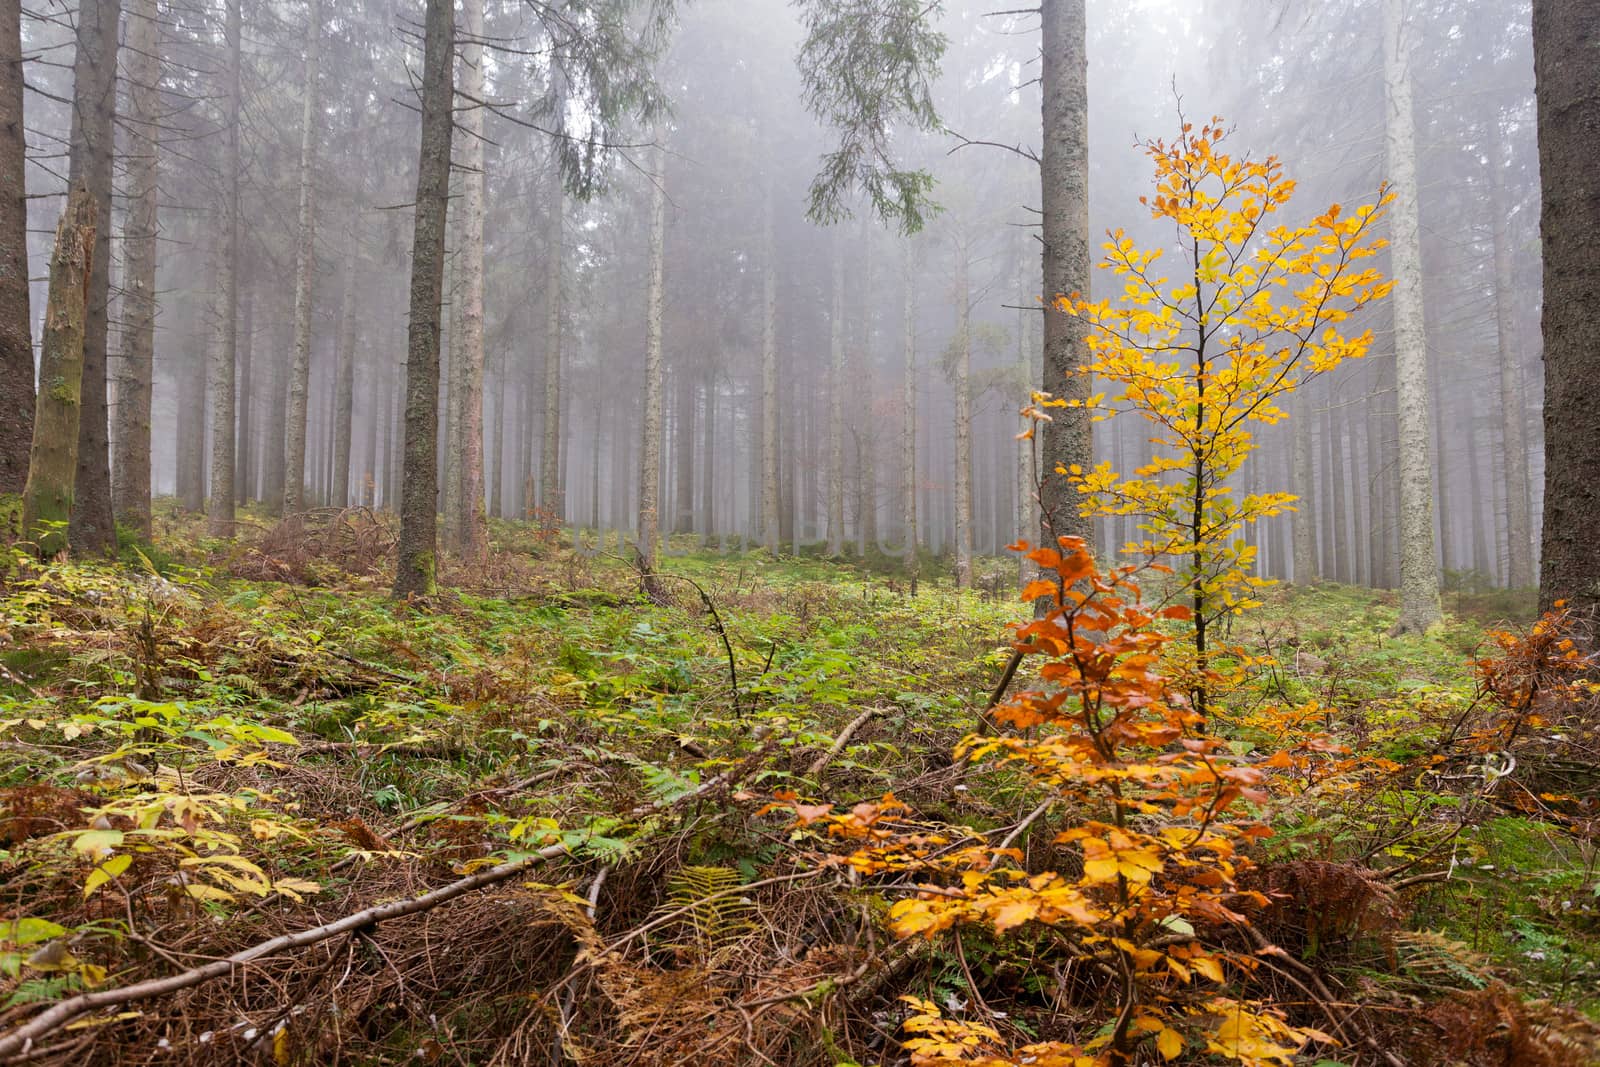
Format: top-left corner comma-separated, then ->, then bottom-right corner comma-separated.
1050,117 -> 1394,717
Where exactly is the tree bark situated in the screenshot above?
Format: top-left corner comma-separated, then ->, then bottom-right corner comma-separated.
0,0 -> 31,496
1382,0 -> 1441,633
540,160 -> 564,526
638,136 -> 667,588
65,0 -> 120,556
1038,0 -> 1092,554
22,187 -> 96,555
282,0 -> 322,516
394,0 -> 454,598
1534,0 -> 1600,612
110,0 -> 159,540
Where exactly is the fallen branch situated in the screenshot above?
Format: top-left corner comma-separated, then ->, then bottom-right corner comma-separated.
0,737 -> 779,1060
807,707 -> 883,775
0,840 -> 570,1061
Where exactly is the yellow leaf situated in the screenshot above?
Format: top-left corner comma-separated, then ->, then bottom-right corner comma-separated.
1156,1027 -> 1184,1059
84,854 -> 132,898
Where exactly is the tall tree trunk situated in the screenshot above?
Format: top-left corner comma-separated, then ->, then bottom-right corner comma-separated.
760,183 -> 779,552
262,317 -> 287,515
673,368 -> 695,534
826,235 -> 846,555
1382,0 -> 1441,633
1486,124 -> 1535,590
490,346 -> 505,518
177,333 -> 206,512
441,196 -> 462,549
589,394 -> 601,532
541,161 -> 564,526
111,0 -> 159,540
1328,399 -> 1349,583
236,282 -> 254,503
331,265 -> 357,506
901,240 -> 918,573
701,376 -> 716,536
282,0 -> 322,516
857,221 -> 877,554
1292,391 -> 1316,584
1017,250 -> 1038,587
638,136 -> 667,588
212,0 -> 242,524
953,242 -> 973,589
21,188 -> 95,555
1429,343 -> 1454,578
1038,0 -> 1092,554
65,0 -> 120,556
363,357 -> 379,507
0,0 -> 31,496
394,0 -> 454,598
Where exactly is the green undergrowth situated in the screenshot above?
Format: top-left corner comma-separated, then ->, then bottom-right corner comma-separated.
0,511 -> 1596,1062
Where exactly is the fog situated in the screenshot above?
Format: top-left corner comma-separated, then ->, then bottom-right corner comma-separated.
12,0 -> 1541,593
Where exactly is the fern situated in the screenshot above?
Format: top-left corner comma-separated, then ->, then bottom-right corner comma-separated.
648,865 -> 755,964
1393,930 -> 1490,990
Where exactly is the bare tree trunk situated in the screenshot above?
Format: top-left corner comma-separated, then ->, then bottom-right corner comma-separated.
331,265 -> 357,506
282,0 -> 322,516
441,238 -> 461,547
21,188 -> 95,554
701,376 -> 716,536
638,136 -> 667,588
1038,0 -> 1092,554
1328,401 -> 1349,582
0,0 -> 31,496
1382,0 -> 1441,633
826,235 -> 846,555
363,356 -> 379,507
673,367 -> 695,534
1291,391 -> 1316,584
1486,126 -> 1535,590
489,345 -> 505,518
110,0 -> 159,539
760,182 -> 779,552
901,240 -> 918,574
540,160 -> 564,526
1017,250 -> 1038,587
209,0 -> 241,527
953,242 -> 973,589
236,283 -> 255,503
456,0 -> 487,562
857,221 -> 877,554
66,0 -> 120,556
394,0 -> 454,598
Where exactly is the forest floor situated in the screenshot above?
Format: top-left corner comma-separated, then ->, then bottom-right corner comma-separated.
1,502 -> 1598,1066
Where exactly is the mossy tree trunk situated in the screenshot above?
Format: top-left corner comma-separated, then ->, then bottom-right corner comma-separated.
22,187 -> 96,556
394,0 -> 454,598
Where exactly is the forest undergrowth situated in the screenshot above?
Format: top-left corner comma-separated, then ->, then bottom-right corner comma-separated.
0,503 -> 1597,1066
